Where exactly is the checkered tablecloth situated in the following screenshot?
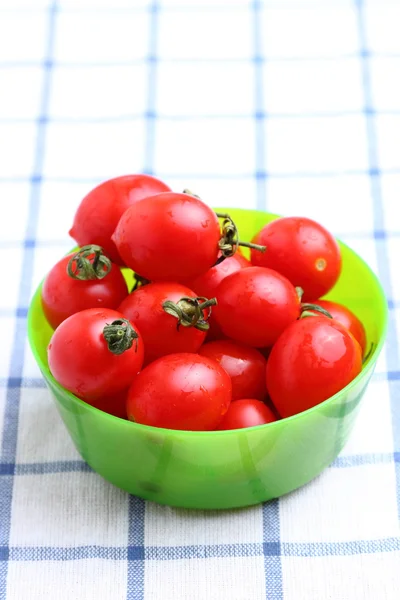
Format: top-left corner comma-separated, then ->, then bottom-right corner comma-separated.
1,0 -> 400,598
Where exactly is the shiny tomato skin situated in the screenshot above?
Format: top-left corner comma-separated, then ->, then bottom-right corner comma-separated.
185,252 -> 250,341
198,340 -> 267,401
308,299 -> 367,356
69,174 -> 170,264
41,253 -> 128,329
217,399 -> 277,430
48,308 -> 144,401
127,353 -> 232,431
118,282 -> 207,365
266,316 -> 362,418
213,266 -> 301,347
251,217 -> 341,301
112,192 -> 221,282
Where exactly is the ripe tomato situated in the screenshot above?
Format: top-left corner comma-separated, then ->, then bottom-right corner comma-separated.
89,388 -> 129,419
127,353 -> 232,430
48,308 -> 144,400
69,174 -> 170,264
308,299 -> 367,356
185,252 -> 250,341
251,217 -> 341,301
198,340 -> 267,401
213,266 -> 300,347
118,282 -> 215,365
217,399 -> 277,430
112,192 -> 221,281
42,245 -> 128,329
266,316 -> 362,418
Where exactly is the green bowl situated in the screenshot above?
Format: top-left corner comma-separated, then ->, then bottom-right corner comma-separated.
27,209 -> 388,509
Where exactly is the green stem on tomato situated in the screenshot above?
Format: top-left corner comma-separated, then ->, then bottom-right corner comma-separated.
103,319 -> 138,354
67,245 -> 112,281
163,296 -> 217,332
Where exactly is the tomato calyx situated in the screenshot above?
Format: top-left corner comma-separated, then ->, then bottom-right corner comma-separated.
103,318 -> 139,354
162,296 -> 217,331
216,213 -> 266,264
300,303 -> 333,319
67,245 -> 112,281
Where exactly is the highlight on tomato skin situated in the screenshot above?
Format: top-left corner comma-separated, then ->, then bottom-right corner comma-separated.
112,192 -> 222,282
307,299 -> 367,356
266,316 -> 363,419
250,216 -> 342,301
69,174 -> 171,265
127,353 -> 232,431
213,266 -> 301,348
198,339 -> 267,402
217,399 -> 277,430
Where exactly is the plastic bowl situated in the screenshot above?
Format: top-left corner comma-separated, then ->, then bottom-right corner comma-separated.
27,209 -> 388,509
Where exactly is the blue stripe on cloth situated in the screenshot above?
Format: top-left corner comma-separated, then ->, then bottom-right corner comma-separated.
0,2 -> 58,597
3,167 -> 400,184
143,0 -> 159,176
253,0 -> 267,211
262,500 -> 283,599
127,496 -> 146,600
0,378 -> 47,389
356,0 -> 400,522
4,536 -> 399,563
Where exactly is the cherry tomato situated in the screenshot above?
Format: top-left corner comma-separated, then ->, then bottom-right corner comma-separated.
112,192 -> 221,282
308,299 -> 367,356
127,353 -> 232,431
48,308 -> 144,400
198,340 -> 267,401
69,174 -> 170,264
42,246 -> 128,329
217,399 -> 277,430
89,388 -> 129,419
213,266 -> 300,347
251,217 -> 342,301
118,282 -> 214,365
185,252 -> 250,341
266,316 -> 362,418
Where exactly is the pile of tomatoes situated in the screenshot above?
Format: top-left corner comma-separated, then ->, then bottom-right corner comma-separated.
43,174 -> 366,431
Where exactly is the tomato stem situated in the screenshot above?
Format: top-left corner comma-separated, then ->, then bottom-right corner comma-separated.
163,296 -> 217,332
67,245 -> 112,281
103,318 -> 138,354
300,303 -> 333,319
215,213 -> 266,263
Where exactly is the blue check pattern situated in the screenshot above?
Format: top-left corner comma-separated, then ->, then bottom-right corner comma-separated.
1,1 -> 400,598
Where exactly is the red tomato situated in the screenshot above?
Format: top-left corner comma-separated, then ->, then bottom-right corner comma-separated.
266,316 -> 362,418
41,246 -> 128,329
251,217 -> 341,301
185,252 -> 250,341
48,308 -> 144,400
112,192 -> 221,282
69,174 -> 170,264
198,340 -> 267,401
213,266 -> 300,347
308,299 -> 367,356
118,282 -> 214,365
217,399 -> 277,430
127,353 -> 232,430
89,388 -> 129,420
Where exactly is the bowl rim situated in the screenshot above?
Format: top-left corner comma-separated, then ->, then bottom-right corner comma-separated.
27,208 -> 389,437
